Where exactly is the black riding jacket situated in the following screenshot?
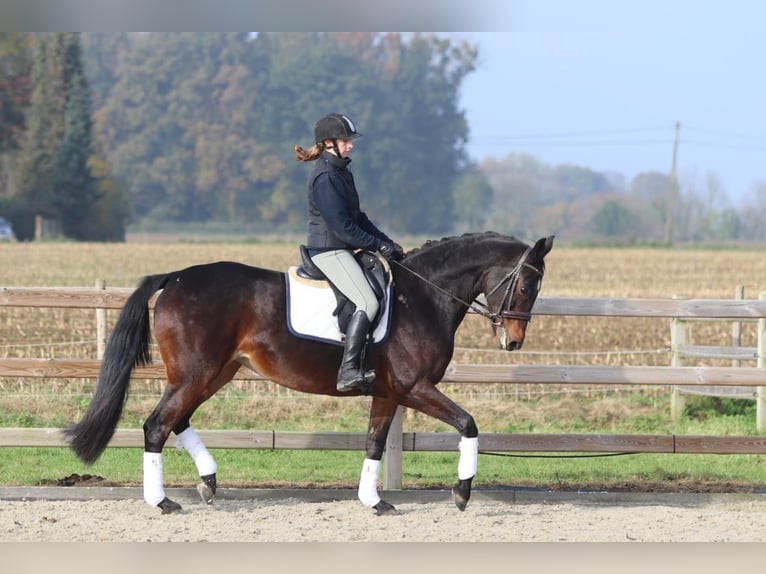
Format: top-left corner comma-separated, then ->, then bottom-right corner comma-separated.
306,150 -> 393,253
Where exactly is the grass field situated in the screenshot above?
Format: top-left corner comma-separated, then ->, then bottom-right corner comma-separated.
2,237 -> 766,490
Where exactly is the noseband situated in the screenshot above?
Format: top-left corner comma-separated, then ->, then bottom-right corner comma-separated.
393,246 -> 543,326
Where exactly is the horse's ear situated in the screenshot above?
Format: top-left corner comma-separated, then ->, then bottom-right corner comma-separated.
533,235 -> 554,258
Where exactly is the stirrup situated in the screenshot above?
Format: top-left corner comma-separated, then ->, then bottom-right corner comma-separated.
336,369 -> 376,393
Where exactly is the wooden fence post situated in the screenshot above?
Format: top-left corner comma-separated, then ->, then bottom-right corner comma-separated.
757,292 -> 766,432
670,293 -> 686,422
383,406 -> 403,490
731,286 -> 744,367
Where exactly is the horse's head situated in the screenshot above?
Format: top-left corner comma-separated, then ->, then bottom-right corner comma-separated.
484,235 -> 554,351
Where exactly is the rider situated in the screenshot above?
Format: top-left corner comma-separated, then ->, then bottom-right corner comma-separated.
294,113 -> 404,393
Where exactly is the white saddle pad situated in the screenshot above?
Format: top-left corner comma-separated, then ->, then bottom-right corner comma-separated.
285,267 -> 392,346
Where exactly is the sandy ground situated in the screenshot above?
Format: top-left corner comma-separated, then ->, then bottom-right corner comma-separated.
3,487 -> 766,542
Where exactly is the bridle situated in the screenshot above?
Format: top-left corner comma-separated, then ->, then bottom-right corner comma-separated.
472,246 -> 543,326
391,246 -> 544,326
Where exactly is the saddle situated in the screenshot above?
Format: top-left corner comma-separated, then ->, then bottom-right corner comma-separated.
285,245 -> 393,345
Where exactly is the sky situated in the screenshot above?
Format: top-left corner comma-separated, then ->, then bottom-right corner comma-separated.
457,2 -> 766,206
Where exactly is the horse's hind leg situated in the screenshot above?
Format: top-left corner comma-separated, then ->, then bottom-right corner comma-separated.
144,415 -> 215,513
143,363 -> 240,513
142,404 -> 181,513
173,420 -> 217,504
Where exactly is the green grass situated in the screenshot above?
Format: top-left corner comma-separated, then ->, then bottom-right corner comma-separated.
2,446 -> 765,492
1,393 -> 765,492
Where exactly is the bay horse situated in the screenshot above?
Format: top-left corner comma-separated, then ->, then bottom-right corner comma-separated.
65,232 -> 554,515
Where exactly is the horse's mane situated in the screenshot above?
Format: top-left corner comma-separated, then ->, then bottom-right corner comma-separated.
405,231 -> 521,260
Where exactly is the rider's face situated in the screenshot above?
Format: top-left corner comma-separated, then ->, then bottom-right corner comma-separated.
325,138 -> 354,158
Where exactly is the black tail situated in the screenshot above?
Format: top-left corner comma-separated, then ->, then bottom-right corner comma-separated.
64,273 -> 171,464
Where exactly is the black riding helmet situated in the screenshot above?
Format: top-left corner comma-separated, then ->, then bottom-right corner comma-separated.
314,113 -> 362,144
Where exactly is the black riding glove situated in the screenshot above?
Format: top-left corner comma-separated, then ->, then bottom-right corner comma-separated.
379,242 -> 402,262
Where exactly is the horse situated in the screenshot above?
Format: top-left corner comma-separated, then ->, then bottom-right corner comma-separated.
64,232 -> 554,515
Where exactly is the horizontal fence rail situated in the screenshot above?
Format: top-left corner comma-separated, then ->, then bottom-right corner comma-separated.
3,428 -> 766,455
5,286 -> 766,317
3,286 -> 766,490
1,358 -> 765,387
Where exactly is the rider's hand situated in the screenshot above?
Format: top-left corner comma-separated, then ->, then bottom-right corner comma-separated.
379,242 -> 402,262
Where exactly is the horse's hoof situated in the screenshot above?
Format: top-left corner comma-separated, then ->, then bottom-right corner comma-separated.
158,497 -> 183,514
197,482 -> 214,504
452,477 -> 473,512
373,500 -> 398,515
197,473 -> 217,504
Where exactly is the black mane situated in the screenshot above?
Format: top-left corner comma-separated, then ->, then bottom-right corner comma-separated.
406,231 -> 521,260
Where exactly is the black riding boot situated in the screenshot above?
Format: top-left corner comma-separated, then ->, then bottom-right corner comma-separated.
336,310 -> 376,393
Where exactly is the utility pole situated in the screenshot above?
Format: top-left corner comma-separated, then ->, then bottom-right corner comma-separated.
664,121 -> 680,245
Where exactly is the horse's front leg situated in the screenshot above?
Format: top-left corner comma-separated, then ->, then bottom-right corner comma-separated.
360,396 -> 400,516
397,380 -> 478,511
453,435 -> 479,511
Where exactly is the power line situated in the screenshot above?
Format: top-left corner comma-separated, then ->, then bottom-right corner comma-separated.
683,125 -> 766,144
472,138 -> 672,148
473,125 -> 674,141
681,139 -> 766,152
470,124 -> 766,152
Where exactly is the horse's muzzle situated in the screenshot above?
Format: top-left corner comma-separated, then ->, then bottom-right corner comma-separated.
504,339 -> 523,351
496,324 -> 525,351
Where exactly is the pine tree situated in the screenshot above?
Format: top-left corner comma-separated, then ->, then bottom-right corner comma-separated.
15,33 -> 102,239
50,33 -> 100,240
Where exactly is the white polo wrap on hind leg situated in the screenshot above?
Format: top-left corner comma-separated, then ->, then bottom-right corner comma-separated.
175,426 -> 217,476
143,451 -> 166,506
358,458 -> 381,507
458,436 -> 479,480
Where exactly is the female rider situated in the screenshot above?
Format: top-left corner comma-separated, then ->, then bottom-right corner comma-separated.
294,113 -> 404,392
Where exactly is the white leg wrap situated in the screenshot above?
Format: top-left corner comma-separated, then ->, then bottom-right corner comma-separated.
175,426 -> 217,476
143,451 -> 166,506
357,458 -> 381,507
457,436 -> 479,480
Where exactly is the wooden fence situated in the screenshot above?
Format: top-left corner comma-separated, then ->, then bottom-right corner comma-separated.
3,284 -> 766,489
669,288 -> 766,421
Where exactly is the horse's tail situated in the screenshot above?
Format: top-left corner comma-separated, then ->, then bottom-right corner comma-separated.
64,273 -> 171,465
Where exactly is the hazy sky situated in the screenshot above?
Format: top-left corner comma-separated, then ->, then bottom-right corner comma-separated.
458,2 -> 766,205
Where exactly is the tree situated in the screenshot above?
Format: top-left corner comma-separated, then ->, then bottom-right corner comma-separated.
0,33 -> 34,214
87,152 -> 130,241
362,34 -> 476,233
553,164 -> 611,198
738,181 -> 766,241
95,33 -> 265,224
14,33 -> 112,240
452,168 -> 493,231
50,33 -> 101,240
591,199 -> 639,238
14,33 -> 65,217
89,32 -> 477,233
80,33 -> 131,108
0,33 -> 33,155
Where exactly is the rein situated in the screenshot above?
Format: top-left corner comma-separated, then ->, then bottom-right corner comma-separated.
391,246 -> 543,325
